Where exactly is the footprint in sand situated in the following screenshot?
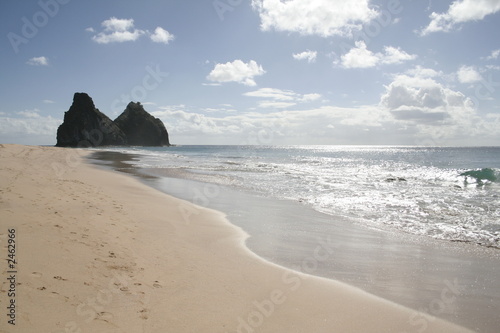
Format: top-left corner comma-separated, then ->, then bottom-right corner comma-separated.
139,308 -> 149,320
31,272 -> 42,278
53,276 -> 67,281
96,312 -> 113,321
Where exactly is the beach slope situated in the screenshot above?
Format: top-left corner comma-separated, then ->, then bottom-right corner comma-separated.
0,144 -> 472,332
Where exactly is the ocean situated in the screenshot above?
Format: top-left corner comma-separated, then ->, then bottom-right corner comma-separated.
97,145 -> 500,248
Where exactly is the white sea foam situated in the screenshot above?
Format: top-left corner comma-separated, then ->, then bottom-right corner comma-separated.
99,145 -> 500,248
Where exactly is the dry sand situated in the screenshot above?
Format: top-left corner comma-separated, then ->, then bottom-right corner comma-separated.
0,144 -> 473,332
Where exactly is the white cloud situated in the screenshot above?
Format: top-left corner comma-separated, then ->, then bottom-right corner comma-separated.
151,104 -> 393,145
202,106 -> 237,114
43,99 -> 55,104
91,18 -> 174,45
258,101 -> 297,109
340,41 -> 379,68
92,17 -> 145,44
301,93 -> 321,102
16,108 -> 41,118
484,49 -> 500,60
207,60 -> 265,86
150,27 -> 175,44
381,74 -> 467,111
293,50 -> 317,63
421,0 -> 500,35
0,114 -> 61,142
244,88 -> 321,108
27,56 -> 48,66
378,71 -> 495,142
457,65 -> 483,83
381,46 -> 417,65
340,41 -> 416,69
251,0 -> 378,37
406,66 -> 442,78
244,87 -> 297,100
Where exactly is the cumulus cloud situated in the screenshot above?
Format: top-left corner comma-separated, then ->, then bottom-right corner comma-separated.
378,69 -> 493,142
27,56 -> 48,66
421,0 -> 500,35
340,41 -> 416,69
251,0 -> 378,37
206,60 -> 265,86
90,17 -> 173,45
457,65 -> 482,83
382,46 -> 417,65
92,17 -> 145,44
381,74 -> 467,112
150,27 -> 175,44
293,50 -> 317,63
340,41 -> 379,68
244,87 -> 321,108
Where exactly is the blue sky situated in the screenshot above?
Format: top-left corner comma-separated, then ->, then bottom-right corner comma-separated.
1,0 -> 500,146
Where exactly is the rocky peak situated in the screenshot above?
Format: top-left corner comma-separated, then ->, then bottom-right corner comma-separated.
56,93 -> 127,147
114,102 -> 170,146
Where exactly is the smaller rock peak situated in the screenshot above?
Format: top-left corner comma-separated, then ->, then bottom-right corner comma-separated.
126,101 -> 144,111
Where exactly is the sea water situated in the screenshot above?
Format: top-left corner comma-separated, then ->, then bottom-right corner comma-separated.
100,145 -> 500,249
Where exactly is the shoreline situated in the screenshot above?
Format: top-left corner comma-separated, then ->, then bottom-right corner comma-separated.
0,144 -> 474,332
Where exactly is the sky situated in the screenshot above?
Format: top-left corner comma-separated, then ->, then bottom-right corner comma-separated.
1,0 -> 500,146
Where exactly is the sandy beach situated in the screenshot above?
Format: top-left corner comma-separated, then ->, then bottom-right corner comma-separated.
0,144 -> 474,333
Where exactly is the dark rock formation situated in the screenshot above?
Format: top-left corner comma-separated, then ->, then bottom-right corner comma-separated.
113,102 -> 170,146
56,93 -> 170,147
56,93 -> 127,147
